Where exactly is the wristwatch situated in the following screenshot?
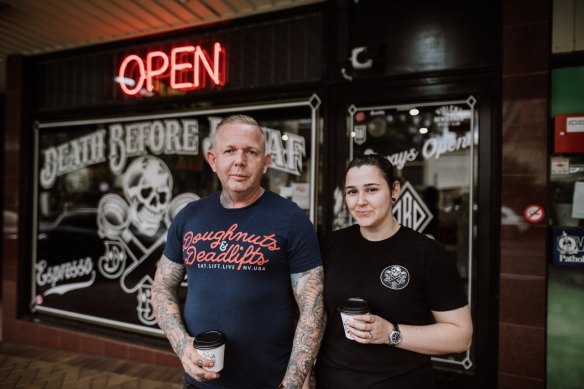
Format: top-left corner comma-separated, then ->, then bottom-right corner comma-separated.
388,321 -> 402,347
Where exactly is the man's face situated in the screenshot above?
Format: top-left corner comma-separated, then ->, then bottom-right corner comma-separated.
207,122 -> 271,198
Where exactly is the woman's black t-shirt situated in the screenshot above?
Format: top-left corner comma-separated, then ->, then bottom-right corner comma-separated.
315,225 -> 468,389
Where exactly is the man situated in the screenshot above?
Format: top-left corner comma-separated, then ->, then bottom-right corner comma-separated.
152,115 -> 325,389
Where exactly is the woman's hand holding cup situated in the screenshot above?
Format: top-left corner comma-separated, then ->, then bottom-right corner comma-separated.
345,313 -> 391,345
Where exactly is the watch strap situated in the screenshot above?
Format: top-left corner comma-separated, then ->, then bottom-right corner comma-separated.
388,320 -> 401,347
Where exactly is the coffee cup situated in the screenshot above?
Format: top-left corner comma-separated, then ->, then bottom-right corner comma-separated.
338,297 -> 370,340
193,330 -> 226,372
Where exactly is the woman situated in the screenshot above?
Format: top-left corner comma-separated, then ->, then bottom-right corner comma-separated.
315,154 -> 472,389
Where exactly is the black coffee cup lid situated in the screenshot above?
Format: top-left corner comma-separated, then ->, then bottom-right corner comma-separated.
338,297 -> 370,314
193,330 -> 226,349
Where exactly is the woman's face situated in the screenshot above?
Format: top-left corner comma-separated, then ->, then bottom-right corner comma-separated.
344,165 -> 396,230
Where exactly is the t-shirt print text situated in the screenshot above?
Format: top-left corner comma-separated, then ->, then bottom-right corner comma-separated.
380,265 -> 410,290
182,223 -> 281,271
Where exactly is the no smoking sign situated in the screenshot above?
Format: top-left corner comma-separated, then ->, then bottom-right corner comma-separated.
524,205 -> 545,224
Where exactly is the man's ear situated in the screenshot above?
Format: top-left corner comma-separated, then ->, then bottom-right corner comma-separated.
207,150 -> 217,172
263,154 -> 272,174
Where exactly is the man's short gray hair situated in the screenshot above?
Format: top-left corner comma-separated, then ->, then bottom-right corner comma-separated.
211,114 -> 266,148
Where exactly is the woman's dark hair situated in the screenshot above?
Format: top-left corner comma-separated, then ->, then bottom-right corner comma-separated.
345,154 -> 400,189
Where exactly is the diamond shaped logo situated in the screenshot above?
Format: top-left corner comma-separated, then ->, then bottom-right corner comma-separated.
392,181 -> 433,233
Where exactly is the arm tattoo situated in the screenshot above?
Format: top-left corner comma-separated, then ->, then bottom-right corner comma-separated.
151,256 -> 190,357
282,266 -> 326,388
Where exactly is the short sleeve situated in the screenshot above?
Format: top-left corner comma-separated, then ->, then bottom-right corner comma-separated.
286,208 -> 323,274
163,205 -> 186,263
425,246 -> 468,312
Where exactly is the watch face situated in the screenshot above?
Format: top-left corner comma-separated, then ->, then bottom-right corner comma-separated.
390,331 -> 402,345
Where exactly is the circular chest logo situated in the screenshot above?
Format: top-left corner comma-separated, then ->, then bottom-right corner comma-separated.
380,265 -> 410,290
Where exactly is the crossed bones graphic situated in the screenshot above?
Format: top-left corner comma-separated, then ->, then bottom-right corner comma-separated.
96,156 -> 198,325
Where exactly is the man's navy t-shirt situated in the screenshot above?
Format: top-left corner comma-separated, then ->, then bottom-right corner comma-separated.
163,190 -> 322,389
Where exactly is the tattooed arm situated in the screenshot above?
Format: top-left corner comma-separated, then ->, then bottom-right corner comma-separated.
152,255 -> 219,382
280,266 -> 326,389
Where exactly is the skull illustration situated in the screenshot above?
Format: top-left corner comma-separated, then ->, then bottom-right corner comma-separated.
123,156 -> 173,237
389,266 -> 403,278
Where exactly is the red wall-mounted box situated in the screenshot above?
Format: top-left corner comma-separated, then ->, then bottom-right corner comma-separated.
554,114 -> 584,154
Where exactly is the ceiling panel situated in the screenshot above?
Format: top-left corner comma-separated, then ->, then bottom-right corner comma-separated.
0,0 -> 323,62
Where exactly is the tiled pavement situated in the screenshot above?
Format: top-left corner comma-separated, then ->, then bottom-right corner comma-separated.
0,342 -> 183,388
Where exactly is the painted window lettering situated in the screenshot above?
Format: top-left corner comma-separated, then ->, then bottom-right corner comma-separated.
263,127 -> 306,176
40,130 -> 107,189
109,119 -> 199,174
421,131 -> 472,160
386,148 -> 418,170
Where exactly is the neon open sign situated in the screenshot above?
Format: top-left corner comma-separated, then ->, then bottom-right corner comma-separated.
117,42 -> 226,96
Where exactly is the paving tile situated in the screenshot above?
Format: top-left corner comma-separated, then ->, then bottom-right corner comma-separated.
0,341 -> 182,389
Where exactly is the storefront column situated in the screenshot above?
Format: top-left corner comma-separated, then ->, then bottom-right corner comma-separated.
499,0 -> 550,387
